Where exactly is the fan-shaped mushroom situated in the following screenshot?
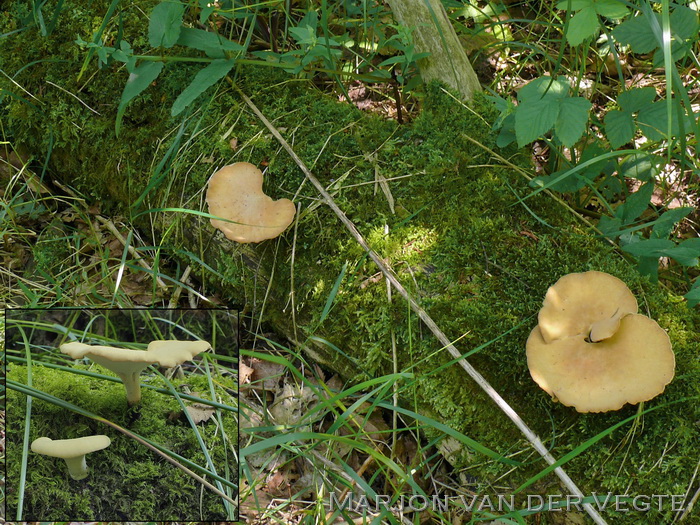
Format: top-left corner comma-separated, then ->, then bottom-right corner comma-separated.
31,435 -> 111,480
206,162 -> 296,243
526,271 -> 675,413
61,340 -> 211,405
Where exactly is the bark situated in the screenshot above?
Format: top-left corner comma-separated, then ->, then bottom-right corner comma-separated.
387,0 -> 481,100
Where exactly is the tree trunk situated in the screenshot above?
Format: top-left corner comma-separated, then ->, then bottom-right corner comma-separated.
387,0 -> 481,100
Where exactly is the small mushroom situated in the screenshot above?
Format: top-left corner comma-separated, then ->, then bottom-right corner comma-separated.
206,162 -> 296,243
31,435 -> 111,480
526,271 -> 675,413
60,339 -> 211,405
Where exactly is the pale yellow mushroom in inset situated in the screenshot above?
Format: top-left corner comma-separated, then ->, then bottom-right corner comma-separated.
60,340 -> 211,405
526,271 -> 675,413
206,162 -> 296,243
31,435 -> 111,480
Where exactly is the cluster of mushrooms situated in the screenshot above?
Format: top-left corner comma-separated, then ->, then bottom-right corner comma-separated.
526,271 -> 675,413
31,339 -> 210,480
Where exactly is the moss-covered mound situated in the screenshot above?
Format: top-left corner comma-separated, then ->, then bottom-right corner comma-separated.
2,2 -> 699,523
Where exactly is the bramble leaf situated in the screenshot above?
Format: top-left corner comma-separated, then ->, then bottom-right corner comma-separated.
566,7 -> 598,46
555,97 -> 591,146
604,109 -> 635,148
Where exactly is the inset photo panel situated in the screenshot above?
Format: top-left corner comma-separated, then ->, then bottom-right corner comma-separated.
3,307 -> 238,521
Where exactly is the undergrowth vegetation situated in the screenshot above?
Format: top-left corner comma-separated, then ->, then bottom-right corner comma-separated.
1,0 -> 699,523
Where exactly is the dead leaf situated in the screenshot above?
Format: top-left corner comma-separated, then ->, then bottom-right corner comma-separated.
240,361 -> 254,384
185,403 -> 215,424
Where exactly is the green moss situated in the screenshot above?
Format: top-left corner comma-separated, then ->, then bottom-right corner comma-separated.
6,363 -> 236,521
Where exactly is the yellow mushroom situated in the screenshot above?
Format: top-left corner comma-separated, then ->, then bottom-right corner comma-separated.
206,162 -> 296,243
526,271 -> 675,413
31,435 -> 111,480
61,340 -> 211,405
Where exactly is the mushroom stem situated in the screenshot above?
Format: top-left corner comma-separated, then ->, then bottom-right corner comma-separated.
120,371 -> 143,405
64,456 -> 89,480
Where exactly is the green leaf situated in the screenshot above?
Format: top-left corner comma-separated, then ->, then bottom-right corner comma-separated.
622,238 -> 675,258
176,27 -> 244,58
637,255 -> 659,281
566,7 -> 598,46
619,153 -> 659,181
556,0 -> 592,11
319,262 -> 348,322
604,109 -> 635,148
670,6 -> 700,40
517,77 -> 570,103
594,0 -> 628,19
116,61 -> 164,136
619,182 -> 653,224
684,281 -> 700,307
554,97 -> 591,146
515,99 -> 558,146
171,58 -> 235,116
651,207 -> 694,238
617,87 -> 656,113
148,1 -> 186,48
666,243 -> 700,267
637,101 -> 673,141
612,15 -> 658,53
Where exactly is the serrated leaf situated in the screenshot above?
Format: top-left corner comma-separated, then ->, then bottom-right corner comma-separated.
594,0 -> 628,19
116,61 -> 164,136
617,87 -> 657,113
612,14 -> 658,53
554,97 -> 591,147
176,27 -> 244,58
515,99 -> 558,146
517,76 -> 570,103
619,182 -> 653,224
566,7 -> 599,46
637,101 -> 673,141
604,109 -> 635,148
171,58 -> 235,116
148,2 -> 186,48
670,6 -> 700,40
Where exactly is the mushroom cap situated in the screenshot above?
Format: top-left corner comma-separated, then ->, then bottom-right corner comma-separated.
60,340 -> 211,375
206,162 -> 296,243
31,435 -> 111,458
537,271 -> 638,344
145,340 -> 212,367
526,314 -> 675,413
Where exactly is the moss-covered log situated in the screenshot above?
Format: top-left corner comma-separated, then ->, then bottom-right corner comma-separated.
2,3 -> 700,523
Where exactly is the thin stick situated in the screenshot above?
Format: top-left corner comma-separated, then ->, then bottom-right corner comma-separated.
232,81 -> 607,525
